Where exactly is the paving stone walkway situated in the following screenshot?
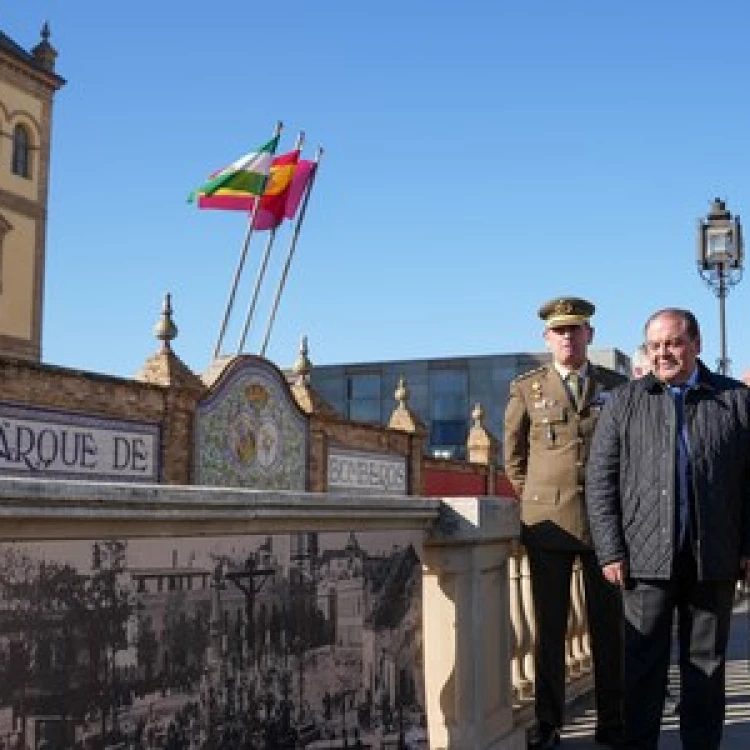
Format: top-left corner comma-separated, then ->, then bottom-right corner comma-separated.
559,596 -> 750,748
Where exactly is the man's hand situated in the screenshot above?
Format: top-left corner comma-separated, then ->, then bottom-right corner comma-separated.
602,560 -> 628,587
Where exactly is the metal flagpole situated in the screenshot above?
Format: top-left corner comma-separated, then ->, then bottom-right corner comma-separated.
236,132 -> 305,354
212,121 -> 283,360
259,146 -> 323,358
236,227 -> 278,353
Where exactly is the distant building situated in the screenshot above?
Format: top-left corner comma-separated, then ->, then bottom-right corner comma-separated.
310,349 -> 630,460
0,24 -> 64,360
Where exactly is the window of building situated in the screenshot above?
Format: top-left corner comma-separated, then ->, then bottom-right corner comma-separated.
346,372 -> 381,424
11,125 -> 31,179
429,368 -> 469,459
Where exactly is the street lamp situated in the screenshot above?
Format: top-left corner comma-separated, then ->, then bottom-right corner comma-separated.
697,198 -> 744,375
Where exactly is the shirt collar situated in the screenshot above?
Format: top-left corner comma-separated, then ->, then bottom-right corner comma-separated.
554,361 -> 589,381
669,367 -> 699,393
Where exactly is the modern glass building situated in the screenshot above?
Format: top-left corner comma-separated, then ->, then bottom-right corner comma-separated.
310,349 -> 630,462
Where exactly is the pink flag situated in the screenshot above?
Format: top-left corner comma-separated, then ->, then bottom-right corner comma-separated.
284,160 -> 317,220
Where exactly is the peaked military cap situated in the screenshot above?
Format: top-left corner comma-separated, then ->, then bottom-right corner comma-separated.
538,296 -> 595,328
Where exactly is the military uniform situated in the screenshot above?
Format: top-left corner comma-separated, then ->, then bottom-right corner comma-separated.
503,297 -> 625,748
505,361 -> 625,548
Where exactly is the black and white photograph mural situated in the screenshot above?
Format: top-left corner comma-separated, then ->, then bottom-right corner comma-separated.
0,530 -> 426,749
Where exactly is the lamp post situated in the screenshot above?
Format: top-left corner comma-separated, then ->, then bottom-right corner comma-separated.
697,198 -> 744,375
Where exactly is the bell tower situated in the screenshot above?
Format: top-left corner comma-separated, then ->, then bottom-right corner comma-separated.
0,23 -> 64,360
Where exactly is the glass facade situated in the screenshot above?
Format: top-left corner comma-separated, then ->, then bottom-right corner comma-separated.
346,372 -> 381,424
429,368 -> 469,458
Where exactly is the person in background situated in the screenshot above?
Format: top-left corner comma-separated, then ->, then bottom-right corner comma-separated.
631,344 -> 651,379
586,308 -> 750,749
504,296 -> 625,749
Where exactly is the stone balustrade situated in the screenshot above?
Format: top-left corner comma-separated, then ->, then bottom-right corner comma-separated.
0,478 -> 594,749
509,541 -> 595,729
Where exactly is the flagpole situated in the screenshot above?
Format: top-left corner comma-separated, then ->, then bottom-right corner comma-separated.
236,228 -> 278,353
236,132 -> 305,354
260,146 -> 323,358
212,121 -> 282,360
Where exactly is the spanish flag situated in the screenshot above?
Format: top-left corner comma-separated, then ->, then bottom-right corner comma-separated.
198,150 -> 315,231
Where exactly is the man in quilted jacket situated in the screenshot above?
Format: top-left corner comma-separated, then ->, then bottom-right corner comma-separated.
586,308 -> 750,749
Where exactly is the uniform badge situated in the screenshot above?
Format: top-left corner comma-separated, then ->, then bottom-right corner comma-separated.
531,382 -> 545,407
554,299 -> 574,315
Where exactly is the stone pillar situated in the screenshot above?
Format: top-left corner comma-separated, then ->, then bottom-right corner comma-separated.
422,497 -> 525,749
388,376 -> 427,495
287,336 -> 340,492
135,294 -> 206,483
466,403 -> 499,495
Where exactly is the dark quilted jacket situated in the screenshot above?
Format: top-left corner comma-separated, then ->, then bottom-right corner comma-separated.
586,361 -> 750,581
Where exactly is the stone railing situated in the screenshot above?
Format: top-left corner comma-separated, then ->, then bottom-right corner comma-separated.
0,479 -> 593,749
508,542 -> 594,729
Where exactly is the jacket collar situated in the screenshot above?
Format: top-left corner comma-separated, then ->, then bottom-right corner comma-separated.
643,359 -> 716,394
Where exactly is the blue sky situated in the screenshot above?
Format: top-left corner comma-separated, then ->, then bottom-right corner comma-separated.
5,1 -> 750,379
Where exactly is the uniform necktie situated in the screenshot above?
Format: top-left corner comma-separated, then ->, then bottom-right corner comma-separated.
567,372 -> 582,407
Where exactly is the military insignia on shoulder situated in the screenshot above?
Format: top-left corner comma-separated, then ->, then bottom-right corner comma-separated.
512,365 -> 547,384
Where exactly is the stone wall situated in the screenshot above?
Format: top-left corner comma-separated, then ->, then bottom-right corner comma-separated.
0,351 -> 426,492
0,355 -> 203,484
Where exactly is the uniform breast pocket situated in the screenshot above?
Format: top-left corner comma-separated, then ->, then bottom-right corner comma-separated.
530,405 -> 567,446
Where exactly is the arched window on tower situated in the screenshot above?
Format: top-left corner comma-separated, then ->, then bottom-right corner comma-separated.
11,124 -> 31,178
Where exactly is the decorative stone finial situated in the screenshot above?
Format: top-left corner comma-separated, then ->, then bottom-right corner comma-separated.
467,401 -> 498,466
154,293 -> 178,352
32,22 -> 58,71
293,335 -> 312,385
394,376 -> 409,408
136,294 -> 202,391
389,376 -> 425,434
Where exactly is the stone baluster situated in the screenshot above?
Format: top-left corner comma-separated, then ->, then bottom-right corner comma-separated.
565,562 -> 582,681
519,545 -> 536,687
568,560 -> 588,676
577,563 -> 592,672
509,542 -> 533,702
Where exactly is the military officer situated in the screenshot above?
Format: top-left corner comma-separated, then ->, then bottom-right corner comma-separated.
504,296 -> 625,749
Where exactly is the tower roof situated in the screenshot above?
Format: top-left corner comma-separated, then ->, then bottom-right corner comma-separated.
0,26 -> 65,88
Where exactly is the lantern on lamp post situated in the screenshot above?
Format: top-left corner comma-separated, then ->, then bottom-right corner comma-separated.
696,198 -> 744,375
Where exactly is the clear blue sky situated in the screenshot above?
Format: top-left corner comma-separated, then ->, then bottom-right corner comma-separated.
5,1 -> 750,379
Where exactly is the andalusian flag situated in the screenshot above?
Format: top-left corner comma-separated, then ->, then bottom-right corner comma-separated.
198,151 -> 317,232
188,135 -> 280,203
198,149 -> 299,219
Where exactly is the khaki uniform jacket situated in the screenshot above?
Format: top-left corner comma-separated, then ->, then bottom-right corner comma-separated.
504,363 -> 626,549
